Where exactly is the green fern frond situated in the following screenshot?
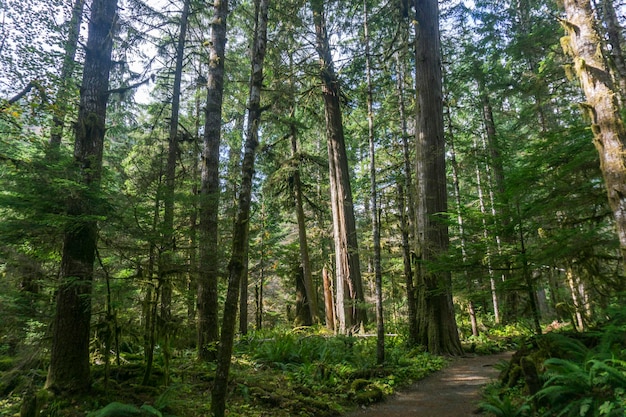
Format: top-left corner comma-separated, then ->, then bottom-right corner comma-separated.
86,402 -> 142,417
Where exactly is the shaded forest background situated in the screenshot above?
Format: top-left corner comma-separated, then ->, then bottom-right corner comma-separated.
2,0 -> 626,414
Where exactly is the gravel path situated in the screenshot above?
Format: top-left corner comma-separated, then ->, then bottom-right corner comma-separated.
344,351 -> 513,417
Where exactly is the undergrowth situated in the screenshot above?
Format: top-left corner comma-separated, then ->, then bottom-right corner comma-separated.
480,314 -> 626,417
0,327 -> 447,417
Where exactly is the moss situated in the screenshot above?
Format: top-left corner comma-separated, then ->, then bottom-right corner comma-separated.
353,386 -> 383,405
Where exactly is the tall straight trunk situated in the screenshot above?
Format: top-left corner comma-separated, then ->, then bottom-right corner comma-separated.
311,0 -> 366,334
142,197 -> 160,385
198,0 -> 229,361
516,202 -> 542,334
414,0 -> 462,355
159,0 -> 191,385
49,0 -> 85,147
474,146 -> 501,324
601,0 -> 626,99
45,0 -> 117,393
445,100 -> 479,337
364,0 -> 384,364
211,0 -> 268,414
395,53 -> 419,346
559,0 -> 626,266
291,128 -> 319,323
477,82 -> 505,323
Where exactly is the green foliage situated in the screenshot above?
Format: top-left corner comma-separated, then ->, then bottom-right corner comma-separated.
480,388 -> 531,417
534,357 -> 626,416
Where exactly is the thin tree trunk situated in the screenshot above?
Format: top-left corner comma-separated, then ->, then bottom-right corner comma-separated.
142,196 -> 160,385
198,0 -> 229,362
414,0 -> 462,355
45,0 -> 118,393
395,53 -> 419,347
322,265 -> 335,331
445,99 -> 479,337
364,0 -> 384,364
517,202 -> 542,335
159,0 -> 191,385
290,112 -> 319,323
311,0 -> 366,334
211,0 -> 268,414
49,0 -> 84,147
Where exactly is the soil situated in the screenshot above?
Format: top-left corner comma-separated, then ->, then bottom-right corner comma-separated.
344,351 -> 513,417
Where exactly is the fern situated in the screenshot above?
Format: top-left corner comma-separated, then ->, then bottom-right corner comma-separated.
86,402 -> 142,417
479,393 -> 531,417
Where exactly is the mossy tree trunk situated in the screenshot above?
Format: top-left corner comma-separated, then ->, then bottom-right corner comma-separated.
559,0 -> 626,267
45,0 -> 117,393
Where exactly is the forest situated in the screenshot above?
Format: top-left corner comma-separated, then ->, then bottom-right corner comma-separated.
2,0 -> 626,415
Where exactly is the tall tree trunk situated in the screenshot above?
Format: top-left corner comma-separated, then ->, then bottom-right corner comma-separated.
291,128 -> 319,323
311,0 -> 366,334
211,0 -> 268,414
445,99 -> 479,337
198,0 -> 229,362
364,0 -> 384,364
159,0 -> 191,385
45,0 -> 118,393
600,0 -> 626,99
49,0 -> 85,147
414,0 -> 463,355
559,0 -> 626,267
395,52 -> 419,346
477,81 -> 509,323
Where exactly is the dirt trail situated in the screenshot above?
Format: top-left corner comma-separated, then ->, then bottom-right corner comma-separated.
345,351 -> 513,417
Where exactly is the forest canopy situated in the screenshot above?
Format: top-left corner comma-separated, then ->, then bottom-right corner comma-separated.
1,0 -> 626,415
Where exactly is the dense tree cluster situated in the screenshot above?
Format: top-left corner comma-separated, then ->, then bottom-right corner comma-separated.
1,0 -> 625,414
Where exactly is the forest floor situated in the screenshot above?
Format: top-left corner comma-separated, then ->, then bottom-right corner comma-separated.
343,351 -> 513,417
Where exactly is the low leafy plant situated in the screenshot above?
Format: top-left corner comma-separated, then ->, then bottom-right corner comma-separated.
534,357 -> 626,417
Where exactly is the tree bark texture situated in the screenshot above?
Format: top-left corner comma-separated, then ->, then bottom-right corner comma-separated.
559,0 -> 626,266
211,0 -> 268,414
414,0 -> 463,355
45,0 -> 117,393
311,0 -> 366,334
198,0 -> 229,362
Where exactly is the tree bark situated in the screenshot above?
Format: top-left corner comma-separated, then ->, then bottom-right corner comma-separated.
49,0 -> 85,147
198,0 -> 229,362
45,0 -> 117,393
395,53 -> 419,347
159,0 -> 191,385
364,0 -> 384,364
559,0 -> 626,267
600,0 -> 626,100
211,0 -> 268,413
311,0 -> 366,334
414,0 -> 463,355
446,100 -> 479,337
291,129 -> 319,323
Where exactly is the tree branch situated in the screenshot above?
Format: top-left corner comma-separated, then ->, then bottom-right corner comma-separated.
107,76 -> 153,95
